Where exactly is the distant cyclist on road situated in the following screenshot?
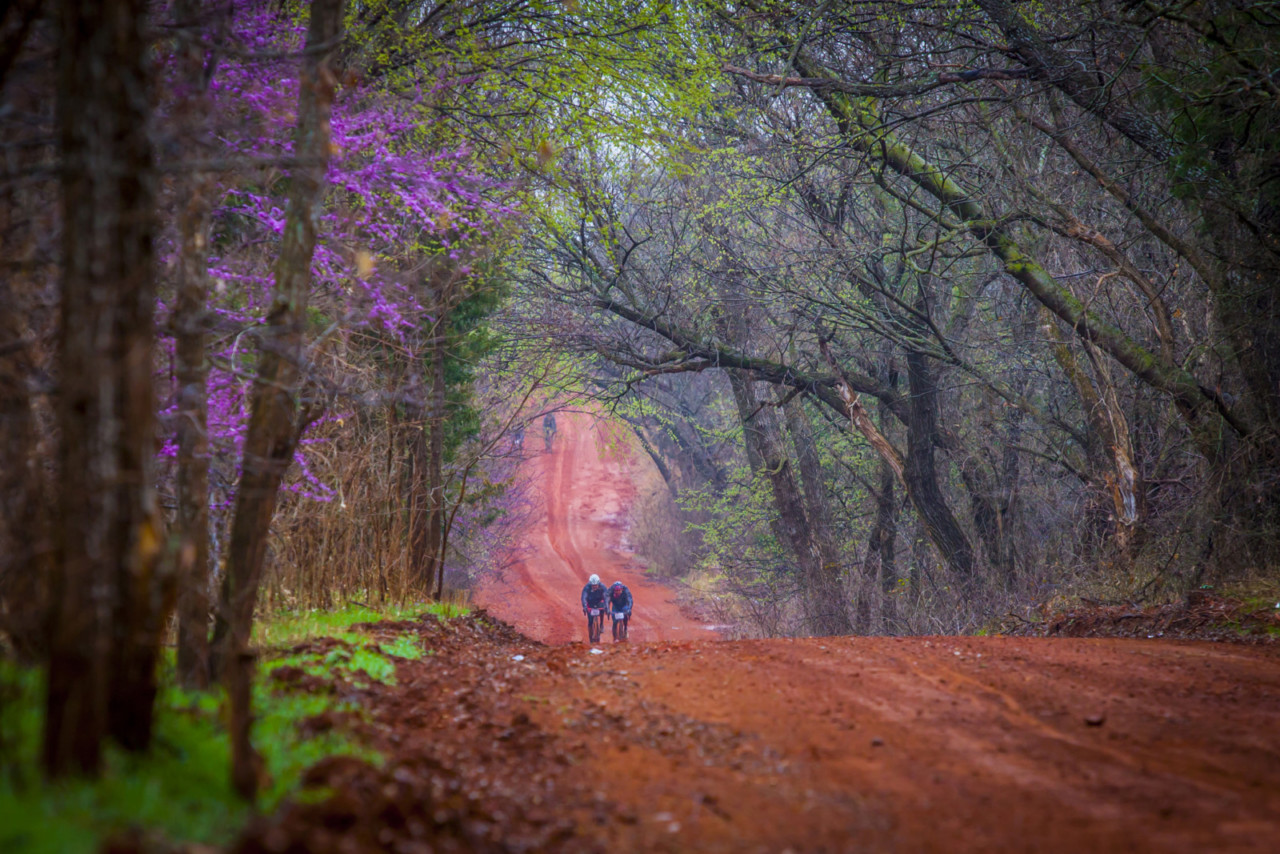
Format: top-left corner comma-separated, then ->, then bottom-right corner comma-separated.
543,413 -> 557,452
608,581 -> 633,641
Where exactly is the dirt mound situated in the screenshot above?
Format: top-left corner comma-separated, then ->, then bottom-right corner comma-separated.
1011,592 -> 1280,643
237,613 -> 587,854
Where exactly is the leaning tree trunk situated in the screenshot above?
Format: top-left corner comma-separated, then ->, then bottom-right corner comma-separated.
46,0 -> 163,775
820,339 -> 975,584
729,372 -> 851,635
208,0 -> 343,801
1046,316 -> 1147,561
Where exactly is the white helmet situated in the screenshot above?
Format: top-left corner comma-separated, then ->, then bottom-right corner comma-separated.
588,573 -> 600,585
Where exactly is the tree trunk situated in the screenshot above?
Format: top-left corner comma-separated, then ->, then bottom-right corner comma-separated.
730,372 -> 850,635
902,346 -> 976,583
782,395 -> 854,629
408,416 -> 432,590
630,423 -> 676,491
0,2 -> 47,663
172,0 -> 217,691
866,393 -> 899,630
0,277 -> 47,660
208,0 -> 343,801
820,340 -> 974,582
46,0 -> 162,774
1046,316 -> 1148,560
427,316 -> 447,600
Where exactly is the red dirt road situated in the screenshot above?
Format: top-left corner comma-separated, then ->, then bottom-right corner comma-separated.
245,414 -> 1280,853
459,410 -> 1280,852
246,618 -> 1280,854
474,411 -> 707,645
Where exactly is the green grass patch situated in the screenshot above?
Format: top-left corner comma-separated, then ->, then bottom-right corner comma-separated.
0,601 -> 461,853
253,599 -> 466,648
380,633 -> 425,661
263,636 -> 399,687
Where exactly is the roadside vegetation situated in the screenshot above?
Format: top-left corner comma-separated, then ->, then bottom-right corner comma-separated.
0,602 -> 460,853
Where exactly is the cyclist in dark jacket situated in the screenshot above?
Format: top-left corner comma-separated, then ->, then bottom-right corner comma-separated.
608,581 -> 633,640
581,573 -> 606,612
608,581 -> 633,617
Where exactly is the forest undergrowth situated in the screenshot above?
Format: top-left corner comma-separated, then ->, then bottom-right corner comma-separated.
0,602 -> 463,853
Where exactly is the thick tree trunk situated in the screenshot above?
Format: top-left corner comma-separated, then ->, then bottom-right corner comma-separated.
172,0 -> 216,691
0,2 -> 46,662
0,278 -> 47,660
208,0 -> 343,800
46,0 -> 162,774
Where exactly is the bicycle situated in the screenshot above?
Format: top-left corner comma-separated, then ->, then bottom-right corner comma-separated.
585,607 -> 604,644
610,610 -> 629,642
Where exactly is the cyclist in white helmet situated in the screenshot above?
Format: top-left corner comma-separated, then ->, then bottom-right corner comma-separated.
580,573 -> 607,643
580,574 -> 606,612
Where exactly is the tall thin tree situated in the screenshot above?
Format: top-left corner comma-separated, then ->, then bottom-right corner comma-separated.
208,0 -> 344,800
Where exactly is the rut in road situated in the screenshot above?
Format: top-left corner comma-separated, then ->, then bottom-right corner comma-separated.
474,411 -> 707,645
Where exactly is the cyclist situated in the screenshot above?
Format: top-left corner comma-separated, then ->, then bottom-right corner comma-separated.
608,580 -> 633,640
542,413 -> 557,452
581,573 -> 607,641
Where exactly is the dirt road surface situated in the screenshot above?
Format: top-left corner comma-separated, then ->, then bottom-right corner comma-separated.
243,413 -> 1280,853
474,412 -> 707,645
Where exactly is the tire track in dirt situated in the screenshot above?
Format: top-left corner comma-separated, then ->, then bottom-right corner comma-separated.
475,411 -> 707,645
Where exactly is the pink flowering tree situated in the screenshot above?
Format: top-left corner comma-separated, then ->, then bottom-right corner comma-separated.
151,0 -> 513,690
